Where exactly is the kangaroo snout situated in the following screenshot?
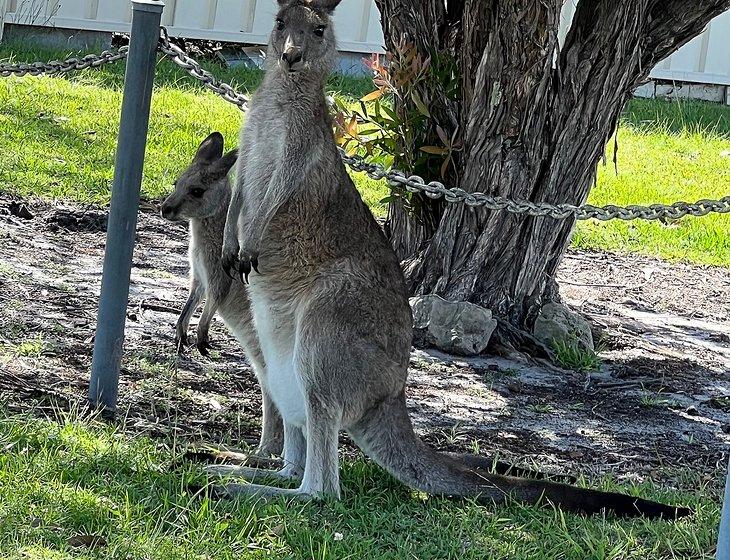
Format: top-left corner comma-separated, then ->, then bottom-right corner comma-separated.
281,47 -> 303,71
160,199 -> 178,220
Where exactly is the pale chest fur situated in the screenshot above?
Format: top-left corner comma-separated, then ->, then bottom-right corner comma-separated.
250,292 -> 307,427
188,225 -> 210,289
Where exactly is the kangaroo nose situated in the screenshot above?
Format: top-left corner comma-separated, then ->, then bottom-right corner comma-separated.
161,201 -> 174,219
281,47 -> 302,69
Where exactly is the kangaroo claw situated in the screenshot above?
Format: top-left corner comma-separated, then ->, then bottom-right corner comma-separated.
223,262 -> 235,280
238,259 -> 251,284
251,256 -> 260,274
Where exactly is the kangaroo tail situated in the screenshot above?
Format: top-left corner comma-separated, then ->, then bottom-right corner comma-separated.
348,392 -> 690,519
443,451 -> 578,484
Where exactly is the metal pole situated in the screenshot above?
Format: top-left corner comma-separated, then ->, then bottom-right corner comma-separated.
718,457 -> 730,560
88,0 -> 164,414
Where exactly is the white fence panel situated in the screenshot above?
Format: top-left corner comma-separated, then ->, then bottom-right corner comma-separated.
2,0 -> 729,86
2,0 -> 387,53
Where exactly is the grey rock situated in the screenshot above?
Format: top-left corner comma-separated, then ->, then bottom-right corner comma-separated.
410,295 -> 497,356
533,301 -> 594,351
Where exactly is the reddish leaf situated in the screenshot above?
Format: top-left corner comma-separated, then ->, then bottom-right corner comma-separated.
436,125 -> 450,146
347,116 -> 358,137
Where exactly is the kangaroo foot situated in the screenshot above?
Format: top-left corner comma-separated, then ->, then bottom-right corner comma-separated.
174,331 -> 188,354
203,463 -> 302,482
196,337 -> 213,357
206,482 -> 314,502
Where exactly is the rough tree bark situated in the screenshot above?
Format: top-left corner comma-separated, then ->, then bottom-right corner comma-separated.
374,0 -> 729,331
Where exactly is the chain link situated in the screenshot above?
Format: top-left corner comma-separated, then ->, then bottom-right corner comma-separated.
2,31 -> 727,222
158,28 -> 249,110
0,47 -> 128,77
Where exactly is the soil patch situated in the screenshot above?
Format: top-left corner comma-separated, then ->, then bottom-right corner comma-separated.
0,194 -> 727,485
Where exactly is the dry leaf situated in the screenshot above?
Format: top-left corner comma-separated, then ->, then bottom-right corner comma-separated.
360,88 -> 384,102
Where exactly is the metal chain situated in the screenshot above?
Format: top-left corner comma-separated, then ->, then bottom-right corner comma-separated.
158,28 -> 249,110
340,151 -> 730,221
157,33 -> 728,222
0,47 -> 128,77
2,31 -> 727,222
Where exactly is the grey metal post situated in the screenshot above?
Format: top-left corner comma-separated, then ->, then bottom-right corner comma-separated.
88,0 -> 164,413
718,458 -> 730,560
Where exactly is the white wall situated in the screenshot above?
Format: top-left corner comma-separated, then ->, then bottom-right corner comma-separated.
3,0 -> 730,86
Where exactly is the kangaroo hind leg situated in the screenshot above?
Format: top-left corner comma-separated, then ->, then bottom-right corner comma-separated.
209,408 -> 339,501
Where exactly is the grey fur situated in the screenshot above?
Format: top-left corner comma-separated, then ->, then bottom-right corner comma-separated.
161,134 -> 283,458
216,4 -> 688,519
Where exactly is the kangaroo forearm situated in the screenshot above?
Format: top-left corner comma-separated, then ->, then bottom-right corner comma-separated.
239,147 -> 315,251
224,187 -> 244,249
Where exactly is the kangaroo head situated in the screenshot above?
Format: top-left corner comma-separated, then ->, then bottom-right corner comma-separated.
269,0 -> 342,76
161,132 -> 237,221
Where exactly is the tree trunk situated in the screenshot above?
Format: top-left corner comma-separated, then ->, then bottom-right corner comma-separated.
374,0 -> 729,329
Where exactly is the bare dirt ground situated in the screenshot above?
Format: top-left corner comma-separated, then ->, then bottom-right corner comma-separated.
0,194 -> 728,486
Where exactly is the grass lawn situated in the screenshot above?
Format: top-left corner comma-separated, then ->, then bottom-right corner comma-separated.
0,42 -> 727,560
0,41 -> 728,265
0,410 -> 722,560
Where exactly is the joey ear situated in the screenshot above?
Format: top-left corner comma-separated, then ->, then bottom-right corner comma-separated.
310,0 -> 342,12
194,132 -> 224,164
207,148 -> 238,181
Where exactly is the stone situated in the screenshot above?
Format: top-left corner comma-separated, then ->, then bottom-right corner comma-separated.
532,302 -> 594,351
688,84 -> 725,103
655,83 -> 691,100
633,82 -> 655,99
410,295 -> 497,356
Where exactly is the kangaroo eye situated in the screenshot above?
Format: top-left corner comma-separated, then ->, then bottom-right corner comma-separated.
314,26 -> 326,37
276,18 -> 285,31
190,188 -> 205,198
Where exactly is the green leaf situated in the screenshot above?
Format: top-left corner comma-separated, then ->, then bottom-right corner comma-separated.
411,91 -> 430,118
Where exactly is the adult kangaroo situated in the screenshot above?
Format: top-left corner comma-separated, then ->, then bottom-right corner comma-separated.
218,0 -> 689,519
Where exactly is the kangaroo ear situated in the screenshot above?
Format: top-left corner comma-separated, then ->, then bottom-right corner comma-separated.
310,0 -> 342,12
207,148 -> 238,181
194,132 -> 224,164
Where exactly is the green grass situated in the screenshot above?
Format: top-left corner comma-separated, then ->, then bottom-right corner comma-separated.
0,41 -> 728,265
0,410 -> 722,560
552,338 -> 602,372
575,98 -> 730,266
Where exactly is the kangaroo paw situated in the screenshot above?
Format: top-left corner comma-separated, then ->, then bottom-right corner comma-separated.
221,250 -> 238,280
237,258 -> 251,284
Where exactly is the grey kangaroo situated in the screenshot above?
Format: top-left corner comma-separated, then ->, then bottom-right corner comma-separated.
161,132 -> 283,458
216,0 -> 689,518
